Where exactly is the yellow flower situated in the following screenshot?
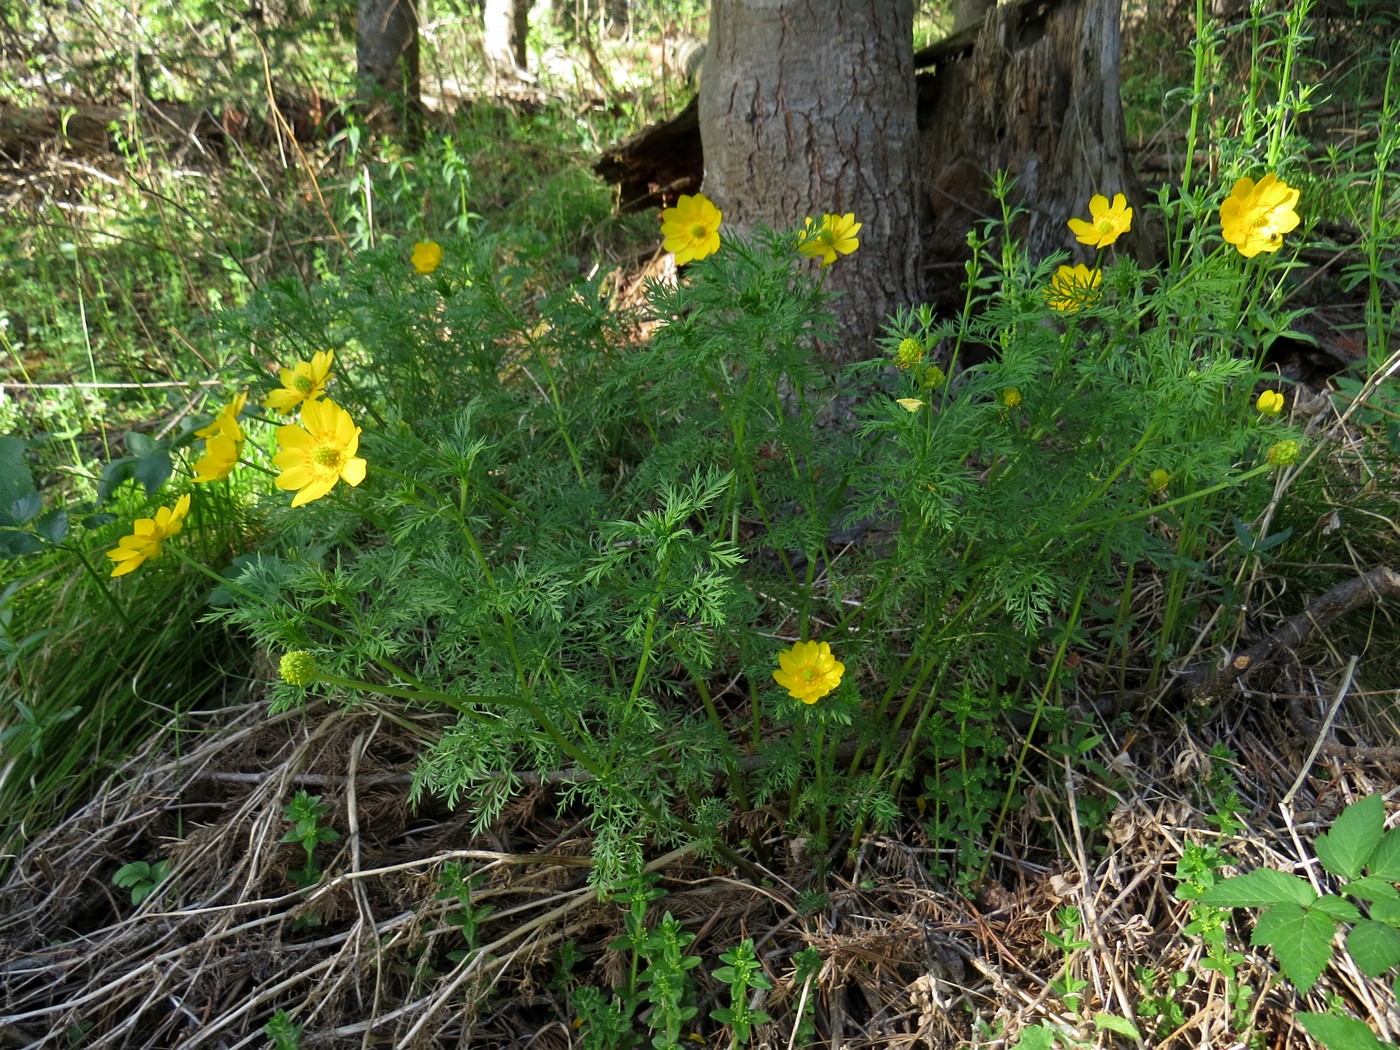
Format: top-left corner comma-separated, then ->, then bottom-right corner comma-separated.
1256,389 -> 1285,416
192,422 -> 242,483
1002,387 -> 1022,409
1220,174 -> 1301,258
798,213 -> 861,266
896,398 -> 925,412
1147,468 -> 1170,493
273,397 -> 367,507
1067,193 -> 1132,248
192,394 -> 246,483
660,193 -> 722,264
265,350 -> 334,415
106,493 -> 192,578
279,651 -> 319,687
412,240 -> 443,274
194,392 -> 247,440
773,640 -> 845,705
1046,264 -> 1102,312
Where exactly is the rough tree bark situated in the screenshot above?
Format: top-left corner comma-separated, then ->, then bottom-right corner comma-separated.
484,0 -> 531,73
698,0 -> 924,362
356,0 -> 422,145
920,0 -> 1150,287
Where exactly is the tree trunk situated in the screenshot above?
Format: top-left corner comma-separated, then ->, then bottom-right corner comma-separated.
484,0 -> 531,73
919,0 -> 1151,298
951,0 -> 994,34
357,0 -> 422,145
698,0 -> 924,362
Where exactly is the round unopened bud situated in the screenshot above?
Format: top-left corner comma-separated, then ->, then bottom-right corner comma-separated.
922,364 -> 947,391
894,337 -> 924,370
1002,387 -> 1022,409
1256,390 -> 1285,416
279,650 -> 318,687
1267,440 -> 1301,468
1147,468 -> 1170,493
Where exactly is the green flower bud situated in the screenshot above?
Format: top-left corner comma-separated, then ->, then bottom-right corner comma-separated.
279,650 -> 318,687
894,337 -> 925,370
1266,440 -> 1301,468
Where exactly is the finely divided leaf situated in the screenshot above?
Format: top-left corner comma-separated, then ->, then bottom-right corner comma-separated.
1200,868 -> 1318,907
1317,794 -> 1385,880
1251,903 -> 1335,994
1347,921 -> 1400,978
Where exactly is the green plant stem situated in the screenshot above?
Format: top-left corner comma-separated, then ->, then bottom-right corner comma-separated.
980,574 -> 1089,884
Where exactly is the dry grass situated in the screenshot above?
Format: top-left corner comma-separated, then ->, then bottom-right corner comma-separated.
2,610 -> 1398,1049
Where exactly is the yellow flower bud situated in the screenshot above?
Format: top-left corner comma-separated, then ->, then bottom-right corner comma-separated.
1256,390 -> 1285,416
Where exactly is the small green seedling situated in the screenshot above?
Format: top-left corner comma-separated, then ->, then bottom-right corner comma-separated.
112,859 -> 171,906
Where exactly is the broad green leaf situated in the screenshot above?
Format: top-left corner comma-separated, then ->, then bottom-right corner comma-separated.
1371,899 -> 1400,927
0,531 -> 43,557
125,431 -> 160,457
1297,1012 -> 1395,1050
1312,895 -> 1362,923
1368,828 -> 1400,881
132,451 -> 173,499
1012,1024 -> 1057,1050
34,508 -> 69,545
8,490 -> 41,526
1317,794 -> 1385,880
97,457 -> 137,504
0,435 -> 36,509
1093,1014 -> 1141,1039
1346,877 -> 1400,903
1347,921 -> 1400,978
1200,868 -> 1317,907
1251,903 -> 1335,994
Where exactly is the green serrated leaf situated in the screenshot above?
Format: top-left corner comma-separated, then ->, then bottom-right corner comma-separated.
0,531 -> 43,557
1200,868 -> 1318,907
0,435 -> 36,509
34,508 -> 69,545
1093,1013 -> 1141,1039
1297,1012 -> 1393,1050
1251,902 -> 1335,994
1347,921 -> 1400,978
97,457 -> 137,504
8,491 -> 42,525
1372,899 -> 1400,927
125,431 -> 160,457
1346,877 -> 1400,903
132,452 -> 173,498
1012,1024 -> 1058,1050
1317,794 -> 1385,880
1368,828 -> 1400,881
1312,895 -> 1363,923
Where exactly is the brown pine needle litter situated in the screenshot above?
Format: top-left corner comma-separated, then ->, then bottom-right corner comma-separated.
3,611 -> 1399,1049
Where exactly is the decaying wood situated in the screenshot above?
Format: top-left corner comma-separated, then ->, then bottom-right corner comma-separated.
1188,565 -> 1400,704
594,0 -> 1148,306
592,95 -> 701,212
918,0 -> 1154,286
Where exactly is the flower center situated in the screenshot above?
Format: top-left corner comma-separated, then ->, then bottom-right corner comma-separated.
313,445 -> 343,470
690,222 -> 709,240
294,375 -> 313,394
1097,218 -> 1115,233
